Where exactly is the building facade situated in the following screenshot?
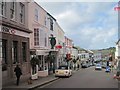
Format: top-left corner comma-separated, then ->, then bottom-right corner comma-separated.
0,1 -> 32,86
28,2 -> 50,77
64,36 -> 73,66
28,2 -> 60,76
54,22 -> 65,68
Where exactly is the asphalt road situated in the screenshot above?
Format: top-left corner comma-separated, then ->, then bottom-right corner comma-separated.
36,66 -> 119,88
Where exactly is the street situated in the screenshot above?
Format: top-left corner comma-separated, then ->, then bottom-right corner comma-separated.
35,66 -> 119,88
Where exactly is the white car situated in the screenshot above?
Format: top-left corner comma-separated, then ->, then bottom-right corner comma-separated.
55,65 -> 72,77
95,64 -> 102,70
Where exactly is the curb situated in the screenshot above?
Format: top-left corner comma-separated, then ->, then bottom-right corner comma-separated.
28,77 -> 59,90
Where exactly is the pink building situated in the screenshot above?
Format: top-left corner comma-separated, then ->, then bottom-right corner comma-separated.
28,1 -> 58,77
28,2 -> 50,77
65,36 -> 73,59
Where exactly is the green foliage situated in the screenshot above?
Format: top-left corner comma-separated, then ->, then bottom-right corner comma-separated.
45,55 -> 55,62
30,56 -> 39,67
73,59 -> 77,63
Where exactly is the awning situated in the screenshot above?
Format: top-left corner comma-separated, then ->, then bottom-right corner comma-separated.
36,50 -> 49,55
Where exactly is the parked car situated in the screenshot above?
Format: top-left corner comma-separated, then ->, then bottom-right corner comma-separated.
102,62 -> 106,69
55,65 -> 72,77
95,64 -> 102,70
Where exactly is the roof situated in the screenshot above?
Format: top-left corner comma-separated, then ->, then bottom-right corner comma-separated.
47,12 -> 56,21
116,39 -> 120,44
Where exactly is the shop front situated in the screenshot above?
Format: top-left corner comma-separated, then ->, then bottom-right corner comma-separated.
36,50 -> 49,77
1,25 -> 31,86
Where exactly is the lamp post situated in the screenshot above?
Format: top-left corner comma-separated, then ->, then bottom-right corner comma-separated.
48,34 -> 56,73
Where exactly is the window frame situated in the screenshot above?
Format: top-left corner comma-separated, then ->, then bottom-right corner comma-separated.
22,42 -> 27,62
10,1 -> 16,20
0,0 -> 6,17
2,39 -> 7,71
19,2 -> 25,23
35,8 -> 39,22
12,41 -> 18,64
34,28 -> 39,46
50,18 -> 53,31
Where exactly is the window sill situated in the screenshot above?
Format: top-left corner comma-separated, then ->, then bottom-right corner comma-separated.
19,22 -> 25,25
0,15 -> 7,19
10,19 -> 17,23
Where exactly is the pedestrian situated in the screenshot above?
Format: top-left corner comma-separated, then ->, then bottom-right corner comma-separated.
77,64 -> 79,70
14,64 -> 22,86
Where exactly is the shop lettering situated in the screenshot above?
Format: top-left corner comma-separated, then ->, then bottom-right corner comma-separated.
2,26 -> 16,34
2,26 -> 10,33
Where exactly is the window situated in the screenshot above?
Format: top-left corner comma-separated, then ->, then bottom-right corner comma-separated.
38,55 -> 44,71
0,39 -> 2,59
2,39 -> 7,64
45,17 -> 47,26
10,1 -> 15,20
2,39 -> 7,71
0,0 -> 6,16
34,28 -> 39,46
45,37 -> 47,47
20,2 -> 25,23
22,42 -> 26,62
35,9 -> 38,21
45,33 -> 47,47
12,41 -> 18,64
50,18 -> 53,31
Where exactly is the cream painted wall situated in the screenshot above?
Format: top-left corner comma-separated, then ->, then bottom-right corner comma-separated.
28,2 -> 48,49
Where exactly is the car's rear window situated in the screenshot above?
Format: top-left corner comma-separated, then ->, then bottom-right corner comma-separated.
58,66 -> 68,70
96,64 -> 101,66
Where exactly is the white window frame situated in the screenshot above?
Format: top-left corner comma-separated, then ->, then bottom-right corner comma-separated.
34,28 -> 39,46
10,0 -> 16,20
19,2 -> 25,23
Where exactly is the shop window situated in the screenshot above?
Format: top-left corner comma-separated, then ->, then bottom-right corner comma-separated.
22,42 -> 26,62
38,55 -> 44,71
2,39 -> 7,71
12,41 -> 18,64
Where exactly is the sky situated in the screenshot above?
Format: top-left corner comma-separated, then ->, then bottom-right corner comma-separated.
35,1 -> 118,50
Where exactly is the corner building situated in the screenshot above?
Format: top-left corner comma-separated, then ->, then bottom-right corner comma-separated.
0,1 -> 32,86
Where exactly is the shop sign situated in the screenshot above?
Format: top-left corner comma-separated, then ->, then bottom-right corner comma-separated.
1,26 -> 16,34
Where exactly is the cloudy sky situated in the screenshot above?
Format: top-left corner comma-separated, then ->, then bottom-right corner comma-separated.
36,1 -> 118,50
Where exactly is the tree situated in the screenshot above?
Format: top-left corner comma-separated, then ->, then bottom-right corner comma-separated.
30,56 -> 39,74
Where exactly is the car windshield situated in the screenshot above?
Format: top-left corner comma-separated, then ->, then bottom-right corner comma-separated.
96,64 -> 101,67
58,66 -> 68,70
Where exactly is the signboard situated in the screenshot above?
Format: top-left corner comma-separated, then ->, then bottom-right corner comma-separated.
1,26 -> 16,34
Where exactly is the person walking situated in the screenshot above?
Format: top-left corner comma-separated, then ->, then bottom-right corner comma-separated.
14,65 -> 22,86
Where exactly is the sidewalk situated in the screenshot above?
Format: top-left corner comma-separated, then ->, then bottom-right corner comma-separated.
2,74 -> 59,90
2,69 -> 79,90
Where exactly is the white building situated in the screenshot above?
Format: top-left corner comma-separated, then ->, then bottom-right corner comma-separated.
93,53 -> 102,62
78,53 -> 89,61
54,22 -> 65,68
71,47 -> 78,60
